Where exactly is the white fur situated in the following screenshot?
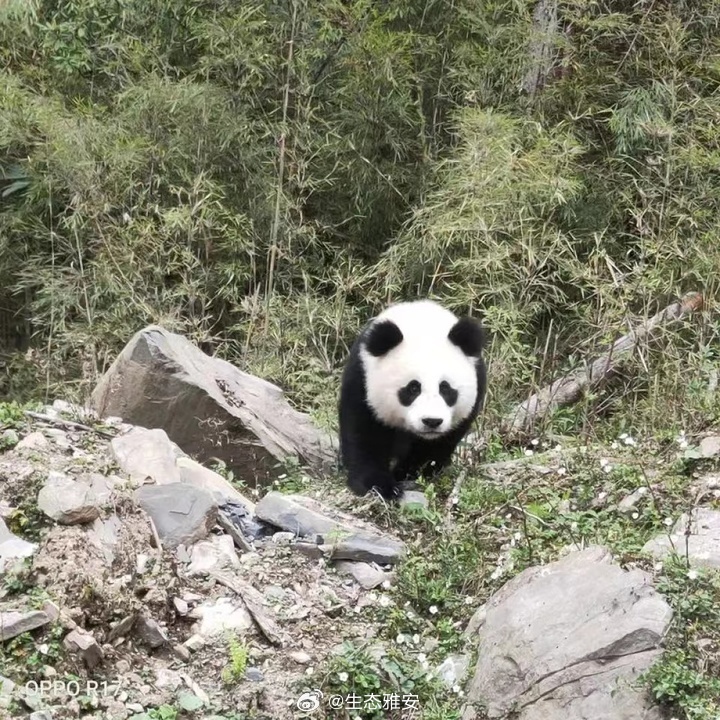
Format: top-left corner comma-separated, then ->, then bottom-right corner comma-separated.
360,300 -> 478,437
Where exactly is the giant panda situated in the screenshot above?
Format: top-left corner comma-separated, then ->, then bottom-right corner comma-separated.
338,299 -> 487,500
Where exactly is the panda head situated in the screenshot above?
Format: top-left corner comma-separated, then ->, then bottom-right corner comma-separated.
359,300 -> 485,438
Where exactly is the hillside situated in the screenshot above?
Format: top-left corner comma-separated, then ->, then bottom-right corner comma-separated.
2,0 -> 720,718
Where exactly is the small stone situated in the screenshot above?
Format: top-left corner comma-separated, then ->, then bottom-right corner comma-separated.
41,600 -> 60,622
399,490 -> 429,509
289,651 -> 312,665
187,534 -> 241,576
134,615 -> 169,648
16,432 -> 49,451
272,532 -> 296,544
107,615 -> 136,642
1,429 -> 19,448
184,634 -> 206,651
700,435 -> 720,458
335,561 -> 393,590
136,553 -> 150,574
172,643 -> 191,662
245,668 -> 264,682
617,488 -> 646,514
0,517 -> 37,570
190,598 -> 252,639
37,472 -> 100,525
173,597 -> 189,615
63,628 -> 104,669
436,654 -> 470,688
155,668 -> 183,690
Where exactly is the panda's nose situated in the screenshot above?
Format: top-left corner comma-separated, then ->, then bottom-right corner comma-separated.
422,417 -> 443,429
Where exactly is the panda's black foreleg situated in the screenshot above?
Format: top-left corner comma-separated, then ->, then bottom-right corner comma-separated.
343,431 -> 400,500
395,431 -> 465,485
339,421 -> 400,500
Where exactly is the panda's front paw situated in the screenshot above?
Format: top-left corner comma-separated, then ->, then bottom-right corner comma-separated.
348,471 -> 400,501
371,478 -> 401,501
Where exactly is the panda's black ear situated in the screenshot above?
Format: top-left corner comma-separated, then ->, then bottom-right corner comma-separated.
449,317 -> 485,357
365,320 -> 403,357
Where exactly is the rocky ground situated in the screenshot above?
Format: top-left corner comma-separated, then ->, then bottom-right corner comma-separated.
1,326 -> 719,720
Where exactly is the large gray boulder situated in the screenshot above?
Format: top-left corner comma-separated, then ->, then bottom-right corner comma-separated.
462,546 -> 672,720
90,326 -> 337,487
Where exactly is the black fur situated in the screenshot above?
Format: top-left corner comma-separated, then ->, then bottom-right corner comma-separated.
448,316 -> 485,357
338,315 -> 487,501
365,319 -> 404,357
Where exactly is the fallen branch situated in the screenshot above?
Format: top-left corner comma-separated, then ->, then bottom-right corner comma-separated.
211,571 -> 286,647
23,411 -> 115,439
502,291 -> 705,441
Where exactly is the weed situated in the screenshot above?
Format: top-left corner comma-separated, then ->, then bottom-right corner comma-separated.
221,635 -> 249,685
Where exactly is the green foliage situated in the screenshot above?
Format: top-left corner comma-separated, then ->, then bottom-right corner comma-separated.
644,559 -> 720,720
1,0 -> 719,440
318,641 -> 460,720
221,635 -> 249,685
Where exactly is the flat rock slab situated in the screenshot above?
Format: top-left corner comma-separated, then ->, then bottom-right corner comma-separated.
0,610 -> 51,641
90,325 -> 337,487
255,492 -> 406,564
111,426 -> 255,510
462,545 -> 672,720
335,561 -> 392,590
0,518 -> 37,571
135,483 -> 218,549
643,508 -> 720,569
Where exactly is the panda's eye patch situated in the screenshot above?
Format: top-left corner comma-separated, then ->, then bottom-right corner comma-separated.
398,380 -> 422,406
439,380 -> 458,406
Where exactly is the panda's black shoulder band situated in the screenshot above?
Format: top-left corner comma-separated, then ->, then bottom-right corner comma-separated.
365,320 -> 403,357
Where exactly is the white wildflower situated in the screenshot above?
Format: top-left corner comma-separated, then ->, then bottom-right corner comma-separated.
556,467 -> 567,476
338,672 -> 349,682
524,449 -> 534,456
632,512 -> 639,520
663,517 -> 673,527
687,570 -> 698,581
429,605 -> 438,615
531,438 -> 539,446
